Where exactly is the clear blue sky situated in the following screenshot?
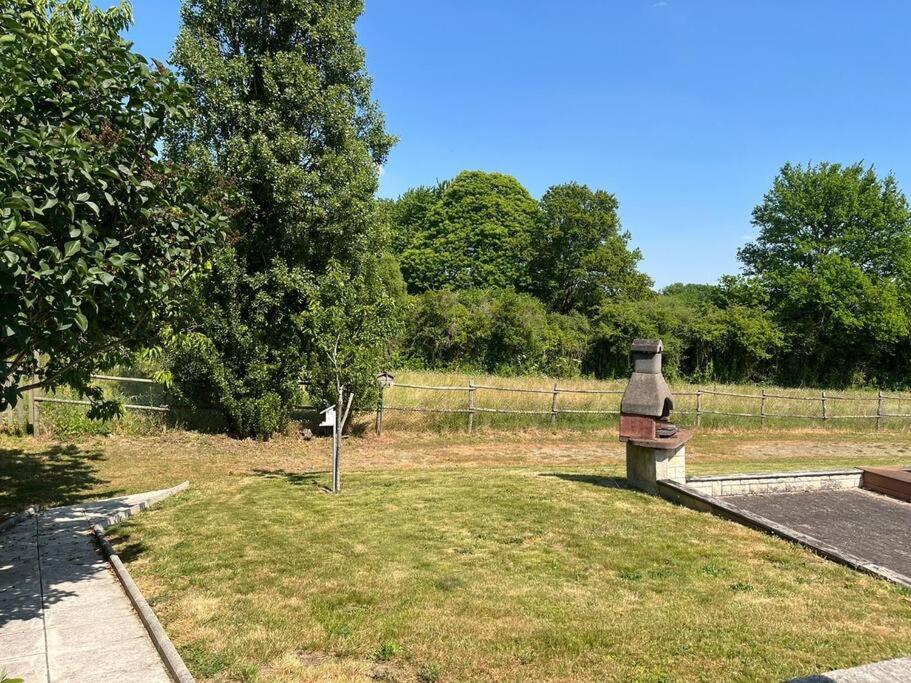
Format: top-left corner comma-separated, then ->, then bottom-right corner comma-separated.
114,0 -> 911,288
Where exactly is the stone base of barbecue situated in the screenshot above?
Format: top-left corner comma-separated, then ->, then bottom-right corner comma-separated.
625,432 -> 692,494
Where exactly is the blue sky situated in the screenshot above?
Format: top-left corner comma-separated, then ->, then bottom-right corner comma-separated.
114,0 -> 911,288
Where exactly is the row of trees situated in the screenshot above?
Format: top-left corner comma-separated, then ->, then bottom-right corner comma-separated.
382,173 -> 652,314
381,164 -> 911,388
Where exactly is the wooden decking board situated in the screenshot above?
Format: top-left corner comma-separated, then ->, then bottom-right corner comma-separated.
861,468 -> 911,503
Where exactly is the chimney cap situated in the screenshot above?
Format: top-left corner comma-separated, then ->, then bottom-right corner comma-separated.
631,339 -> 663,355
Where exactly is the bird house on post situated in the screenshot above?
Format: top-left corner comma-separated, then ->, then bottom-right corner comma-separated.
321,406 -> 341,493
374,372 -> 395,436
320,406 -> 337,428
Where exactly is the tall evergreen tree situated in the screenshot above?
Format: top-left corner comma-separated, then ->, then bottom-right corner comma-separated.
167,0 -> 395,436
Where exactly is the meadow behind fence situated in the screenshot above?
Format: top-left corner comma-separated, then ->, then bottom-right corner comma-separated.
375,371 -> 911,433
5,370 -> 911,436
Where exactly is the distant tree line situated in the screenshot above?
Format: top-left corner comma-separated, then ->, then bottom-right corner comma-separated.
378,164 -> 911,388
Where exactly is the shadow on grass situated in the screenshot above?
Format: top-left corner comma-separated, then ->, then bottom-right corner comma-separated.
0,444 -> 119,515
105,521 -> 149,563
251,468 -> 332,492
539,473 -> 632,489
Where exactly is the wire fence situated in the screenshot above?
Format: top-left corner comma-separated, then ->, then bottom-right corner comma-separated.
5,373 -> 911,435
1,374 -> 169,436
375,380 -> 911,434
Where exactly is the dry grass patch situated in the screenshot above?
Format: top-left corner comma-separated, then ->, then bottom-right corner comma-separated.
2,429 -> 911,516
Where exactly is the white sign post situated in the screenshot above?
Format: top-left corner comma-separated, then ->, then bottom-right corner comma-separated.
320,406 -> 340,493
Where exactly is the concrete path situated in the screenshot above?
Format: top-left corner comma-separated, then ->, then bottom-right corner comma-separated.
792,657 -> 911,682
0,492 -> 178,683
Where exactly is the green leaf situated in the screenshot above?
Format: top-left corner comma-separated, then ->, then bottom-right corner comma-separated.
7,233 -> 37,255
73,312 -> 88,332
2,196 -> 30,211
64,240 -> 81,258
38,198 -> 59,213
19,220 -> 48,235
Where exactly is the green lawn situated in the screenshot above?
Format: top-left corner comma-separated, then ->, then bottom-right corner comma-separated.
2,431 -> 910,682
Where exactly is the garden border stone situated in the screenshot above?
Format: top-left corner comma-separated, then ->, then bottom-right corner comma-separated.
91,481 -> 195,683
0,506 -> 35,533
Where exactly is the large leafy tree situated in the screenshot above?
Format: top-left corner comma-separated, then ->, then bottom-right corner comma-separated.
740,162 -> 911,385
0,0 -> 222,413
400,171 -> 540,292
167,0 -> 395,436
380,182 -> 446,254
529,182 -> 653,314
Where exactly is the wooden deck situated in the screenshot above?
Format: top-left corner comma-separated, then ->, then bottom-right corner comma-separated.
861,467 -> 911,503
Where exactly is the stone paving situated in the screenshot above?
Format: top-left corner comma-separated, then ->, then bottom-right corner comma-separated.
0,494 -> 174,683
723,488 -> 911,580
792,656 -> 911,682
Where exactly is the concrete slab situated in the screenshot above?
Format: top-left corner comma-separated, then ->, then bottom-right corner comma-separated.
43,594 -> 136,629
46,612 -> 149,654
0,653 -> 47,682
723,488 -> 911,579
0,492 -> 182,683
48,636 -> 172,683
0,624 -> 45,660
792,657 -> 911,682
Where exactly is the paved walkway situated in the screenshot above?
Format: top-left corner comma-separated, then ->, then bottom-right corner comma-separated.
724,488 -> 911,580
792,657 -> 911,682
0,493 -> 175,683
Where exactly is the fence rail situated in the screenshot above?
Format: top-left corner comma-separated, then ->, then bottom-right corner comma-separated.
2,373 -> 170,435
6,372 -> 911,436
374,380 -> 911,435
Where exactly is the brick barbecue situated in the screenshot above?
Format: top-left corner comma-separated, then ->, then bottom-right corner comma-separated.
619,339 -> 680,443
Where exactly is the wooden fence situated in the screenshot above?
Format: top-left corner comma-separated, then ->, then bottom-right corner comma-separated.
375,381 -> 911,435
1,374 -> 169,435
5,374 -> 911,436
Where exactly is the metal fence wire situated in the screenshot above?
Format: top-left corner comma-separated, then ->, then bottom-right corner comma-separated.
4,374 -> 911,435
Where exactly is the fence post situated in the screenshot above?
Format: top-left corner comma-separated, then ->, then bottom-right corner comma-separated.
550,383 -> 559,428
29,392 -> 40,437
821,391 -> 828,425
375,384 -> 385,436
15,382 -> 25,431
468,381 -> 476,435
27,387 -> 39,436
696,390 -> 703,428
760,389 -> 767,429
876,390 -> 884,432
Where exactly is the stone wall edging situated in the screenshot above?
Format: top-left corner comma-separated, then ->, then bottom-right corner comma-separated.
685,469 -> 863,497
0,506 -> 36,534
91,482 -> 195,683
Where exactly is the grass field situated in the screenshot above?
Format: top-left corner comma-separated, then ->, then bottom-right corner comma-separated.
1,429 -> 910,681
